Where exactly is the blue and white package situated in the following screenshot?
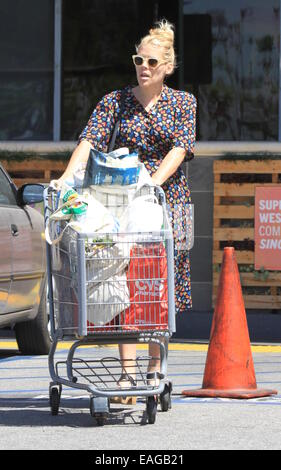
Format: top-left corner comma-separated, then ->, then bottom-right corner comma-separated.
83,148 -> 140,187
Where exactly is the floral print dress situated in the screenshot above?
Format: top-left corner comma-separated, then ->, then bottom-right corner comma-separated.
78,84 -> 197,312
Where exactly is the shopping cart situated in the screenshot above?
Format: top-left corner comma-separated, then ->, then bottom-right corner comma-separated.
44,184 -> 176,425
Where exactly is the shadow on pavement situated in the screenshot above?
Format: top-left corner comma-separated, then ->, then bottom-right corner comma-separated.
0,397 -> 149,427
0,350 -> 20,359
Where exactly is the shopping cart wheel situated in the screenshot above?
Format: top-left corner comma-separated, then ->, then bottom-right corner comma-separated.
49,383 -> 62,416
90,396 -> 109,426
146,396 -> 157,424
159,382 -> 172,412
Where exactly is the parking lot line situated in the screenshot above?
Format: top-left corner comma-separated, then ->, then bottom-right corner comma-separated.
1,340 -> 281,353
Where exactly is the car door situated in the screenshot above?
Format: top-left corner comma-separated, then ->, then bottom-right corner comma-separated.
0,178 -> 13,314
0,166 -> 44,313
10,203 -> 45,314
8,206 -> 41,311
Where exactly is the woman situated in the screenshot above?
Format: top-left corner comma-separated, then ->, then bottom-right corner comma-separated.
56,19 -> 196,401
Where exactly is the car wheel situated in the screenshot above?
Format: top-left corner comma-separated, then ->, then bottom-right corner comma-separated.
15,281 -> 51,355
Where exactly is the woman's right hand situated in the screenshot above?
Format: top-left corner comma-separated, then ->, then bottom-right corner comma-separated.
50,140 -> 91,190
50,175 -> 68,190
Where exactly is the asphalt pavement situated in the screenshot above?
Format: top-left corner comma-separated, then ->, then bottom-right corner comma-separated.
1,337 -> 281,450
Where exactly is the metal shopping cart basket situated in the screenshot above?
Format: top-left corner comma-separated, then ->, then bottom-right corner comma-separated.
44,184 -> 176,425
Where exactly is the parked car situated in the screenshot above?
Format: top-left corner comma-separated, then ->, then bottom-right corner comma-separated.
0,163 -> 50,354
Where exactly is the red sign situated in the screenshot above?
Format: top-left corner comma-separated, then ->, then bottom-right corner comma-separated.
255,187 -> 281,270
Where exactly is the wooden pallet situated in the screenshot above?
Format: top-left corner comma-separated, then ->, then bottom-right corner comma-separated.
0,157 -> 67,187
213,159 -> 281,310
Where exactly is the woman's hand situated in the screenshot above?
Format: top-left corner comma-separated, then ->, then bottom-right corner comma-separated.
50,176 -> 67,190
50,140 -> 91,188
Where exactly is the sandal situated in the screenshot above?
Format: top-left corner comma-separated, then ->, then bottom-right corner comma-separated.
117,374 -> 137,388
111,374 -> 137,405
146,372 -> 163,387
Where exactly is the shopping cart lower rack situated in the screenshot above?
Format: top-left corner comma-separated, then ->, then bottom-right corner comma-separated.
45,184 -> 176,425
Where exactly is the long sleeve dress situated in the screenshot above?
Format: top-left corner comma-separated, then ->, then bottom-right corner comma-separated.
78,84 -> 197,312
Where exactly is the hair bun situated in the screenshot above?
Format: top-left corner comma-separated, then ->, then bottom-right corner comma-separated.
149,19 -> 174,44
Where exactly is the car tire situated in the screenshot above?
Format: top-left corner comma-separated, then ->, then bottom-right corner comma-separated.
15,282 -> 51,355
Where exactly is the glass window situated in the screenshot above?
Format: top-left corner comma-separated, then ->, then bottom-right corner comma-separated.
0,169 -> 17,206
0,1 -> 54,140
182,0 -> 280,140
61,0 -> 160,140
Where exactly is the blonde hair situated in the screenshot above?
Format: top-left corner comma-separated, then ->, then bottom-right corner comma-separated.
136,19 -> 176,72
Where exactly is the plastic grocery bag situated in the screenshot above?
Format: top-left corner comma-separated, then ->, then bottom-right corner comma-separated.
85,242 -> 129,285
69,191 -> 119,235
87,270 -> 130,327
50,185 -> 88,221
46,191 -> 119,245
86,163 -> 154,218
119,194 -> 163,234
83,147 -> 140,186
121,243 -> 168,330
45,187 -> 89,245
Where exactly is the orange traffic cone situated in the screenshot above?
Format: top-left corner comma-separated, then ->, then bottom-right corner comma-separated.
182,247 -> 277,399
